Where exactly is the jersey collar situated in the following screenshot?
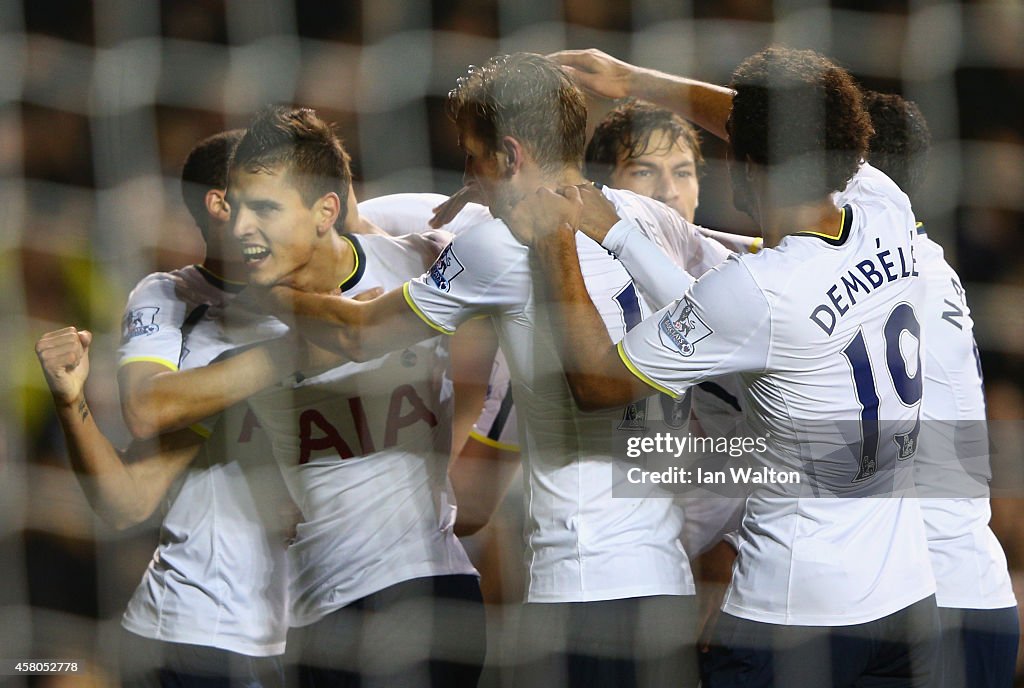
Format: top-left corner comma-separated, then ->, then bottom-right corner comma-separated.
338,233 -> 367,292
793,204 -> 853,246
195,264 -> 247,293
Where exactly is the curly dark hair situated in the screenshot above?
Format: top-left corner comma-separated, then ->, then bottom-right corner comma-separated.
232,106 -> 352,217
585,100 -> 703,186
862,90 -> 930,197
181,129 -> 244,240
446,53 -> 586,174
728,47 -> 871,204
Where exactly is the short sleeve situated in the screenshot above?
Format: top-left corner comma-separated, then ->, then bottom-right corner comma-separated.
117,273 -> 191,371
619,257 -> 771,399
404,220 -> 529,334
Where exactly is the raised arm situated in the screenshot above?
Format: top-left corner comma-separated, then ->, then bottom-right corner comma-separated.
264,285 -> 439,363
119,335 -> 306,439
504,187 -> 653,411
548,49 -> 735,142
37,327 -> 204,529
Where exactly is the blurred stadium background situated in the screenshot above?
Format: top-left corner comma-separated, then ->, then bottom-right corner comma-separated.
1,0 -> 1023,685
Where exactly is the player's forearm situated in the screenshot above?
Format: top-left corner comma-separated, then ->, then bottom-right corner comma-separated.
291,287 -> 435,363
532,227 -> 643,411
603,220 -> 696,310
628,69 -> 734,142
284,290 -> 370,361
698,228 -> 762,255
55,393 -> 157,529
121,338 -> 296,438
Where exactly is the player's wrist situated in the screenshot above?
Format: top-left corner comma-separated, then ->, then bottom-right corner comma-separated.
54,390 -> 88,419
629,66 -> 664,101
532,221 -> 575,251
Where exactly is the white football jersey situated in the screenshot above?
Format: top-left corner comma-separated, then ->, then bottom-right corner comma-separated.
242,234 -> 477,627
620,165 -> 935,625
405,186 -> 733,602
361,193 -> 519,452
597,196 -> 746,445
117,265 -> 289,656
358,192 -> 493,238
908,228 -> 1014,610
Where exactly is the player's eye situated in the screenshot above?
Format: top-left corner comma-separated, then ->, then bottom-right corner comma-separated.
250,202 -> 279,216
630,169 -> 652,178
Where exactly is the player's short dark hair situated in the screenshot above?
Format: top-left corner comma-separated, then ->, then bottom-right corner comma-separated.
232,105 -> 352,217
181,129 -> 244,240
585,100 -> 703,186
862,90 -> 931,197
727,46 -> 871,203
446,52 -> 586,174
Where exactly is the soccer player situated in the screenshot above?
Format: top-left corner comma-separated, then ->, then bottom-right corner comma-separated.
584,98 -> 752,653
269,52 -> 735,688
218,106 -> 484,688
37,130 -> 296,688
858,90 -> 1018,688
585,99 -> 703,223
559,47 -> 1019,685
93,111 -> 489,687
512,47 -> 939,687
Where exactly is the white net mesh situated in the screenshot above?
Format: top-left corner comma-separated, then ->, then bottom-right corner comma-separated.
3,1 -> 1024,685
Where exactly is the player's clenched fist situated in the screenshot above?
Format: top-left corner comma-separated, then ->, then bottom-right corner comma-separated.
573,183 -> 623,245
35,326 -> 93,406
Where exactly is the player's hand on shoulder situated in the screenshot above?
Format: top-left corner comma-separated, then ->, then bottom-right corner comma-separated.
575,183 -> 622,244
35,326 -> 92,405
430,182 -> 483,228
547,48 -> 639,100
504,185 -> 583,246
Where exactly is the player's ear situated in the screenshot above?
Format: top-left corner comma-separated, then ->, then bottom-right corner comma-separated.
315,192 -> 341,235
500,137 -> 523,177
205,189 -> 231,224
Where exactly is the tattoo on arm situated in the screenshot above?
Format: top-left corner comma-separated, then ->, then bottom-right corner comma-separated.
78,398 -> 90,423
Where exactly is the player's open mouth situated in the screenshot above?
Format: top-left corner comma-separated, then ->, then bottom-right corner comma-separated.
242,245 -> 270,265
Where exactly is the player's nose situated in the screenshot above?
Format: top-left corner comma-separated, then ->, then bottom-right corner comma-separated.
231,206 -> 256,239
655,175 -> 679,203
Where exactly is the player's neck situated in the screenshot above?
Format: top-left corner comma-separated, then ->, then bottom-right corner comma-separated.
200,256 -> 247,285
760,197 -> 841,248
541,166 -> 587,190
339,186 -> 387,236
286,233 -> 356,294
